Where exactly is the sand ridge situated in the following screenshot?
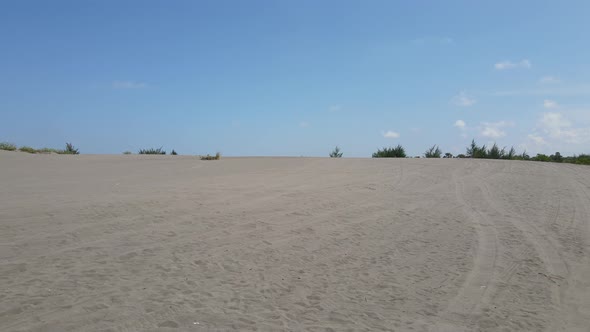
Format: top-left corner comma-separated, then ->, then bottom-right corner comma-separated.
1,152 -> 589,331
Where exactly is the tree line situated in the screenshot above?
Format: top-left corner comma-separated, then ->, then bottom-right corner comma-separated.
329,141 -> 590,165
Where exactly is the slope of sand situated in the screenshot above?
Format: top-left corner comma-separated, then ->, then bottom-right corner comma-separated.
1,151 -> 589,331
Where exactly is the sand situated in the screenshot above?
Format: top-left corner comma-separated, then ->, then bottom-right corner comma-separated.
1,151 -> 589,331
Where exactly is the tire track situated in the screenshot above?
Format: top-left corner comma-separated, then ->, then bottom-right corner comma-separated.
437,162 -> 500,331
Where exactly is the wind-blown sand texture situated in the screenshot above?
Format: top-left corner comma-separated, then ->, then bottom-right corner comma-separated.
1,151 -> 590,331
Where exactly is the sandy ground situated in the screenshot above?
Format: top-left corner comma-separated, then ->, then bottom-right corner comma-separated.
1,151 -> 590,332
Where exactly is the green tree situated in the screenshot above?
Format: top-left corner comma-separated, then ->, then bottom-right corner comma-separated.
372,144 -> 406,158
424,145 -> 442,158
329,146 -> 343,158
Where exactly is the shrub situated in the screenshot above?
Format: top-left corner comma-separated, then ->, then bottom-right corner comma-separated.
171,149 -> 178,155
329,146 -> 343,158
531,153 -> 551,162
123,151 -> 132,155
201,152 -> 221,160
19,146 -> 37,153
424,145 -> 442,158
62,142 -> 79,155
503,147 -> 517,160
37,147 -> 60,154
139,147 -> 166,155
550,152 -> 563,162
444,152 -> 453,158
372,144 -> 406,158
466,140 -> 487,158
513,152 -> 530,160
564,154 -> 590,165
487,143 -> 503,159
456,154 -> 467,158
0,142 -> 17,151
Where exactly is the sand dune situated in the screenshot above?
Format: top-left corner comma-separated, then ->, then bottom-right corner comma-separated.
1,151 -> 589,331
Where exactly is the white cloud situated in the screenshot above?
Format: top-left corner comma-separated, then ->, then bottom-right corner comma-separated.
454,120 -> 468,138
527,134 -> 547,145
479,121 -> 514,139
523,111 -> 590,154
481,127 -> 506,138
112,81 -> 148,89
536,112 -> 590,144
543,99 -> 559,109
539,76 -> 561,84
494,59 -> 532,70
383,130 -> 400,138
539,112 -> 571,133
452,91 -> 477,107
299,121 -> 309,128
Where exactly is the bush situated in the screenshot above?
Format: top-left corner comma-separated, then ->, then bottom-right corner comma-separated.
531,153 -> 551,162
466,140 -> 487,158
466,140 -> 518,160
37,147 -> 60,154
372,144 -> 406,158
62,142 -> 79,155
139,147 -> 166,155
201,152 -> 221,160
444,152 -> 453,158
171,149 -> 178,155
19,146 -> 37,153
123,151 -> 132,155
487,143 -> 503,159
515,151 -> 530,160
0,142 -> 17,151
456,154 -> 467,158
424,145 -> 442,158
564,154 -> 590,165
503,147 -> 517,160
550,152 -> 563,162
329,146 -> 343,158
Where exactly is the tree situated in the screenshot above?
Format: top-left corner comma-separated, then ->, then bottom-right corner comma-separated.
329,146 -> 343,158
424,145 -> 442,158
487,143 -> 502,159
372,144 -> 406,158
444,152 -> 453,158
550,152 -> 563,162
64,142 -> 79,155
504,146 -> 516,160
466,140 -> 487,158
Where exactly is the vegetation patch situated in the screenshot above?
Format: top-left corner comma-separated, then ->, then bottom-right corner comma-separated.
19,146 -> 37,153
0,142 -> 17,151
329,146 -> 343,158
37,147 -> 61,154
139,147 -> 166,155
424,145 -> 442,158
201,152 -> 221,160
372,145 -> 406,158
62,142 -> 80,155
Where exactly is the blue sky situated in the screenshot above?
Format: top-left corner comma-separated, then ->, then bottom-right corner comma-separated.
1,1 -> 590,157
